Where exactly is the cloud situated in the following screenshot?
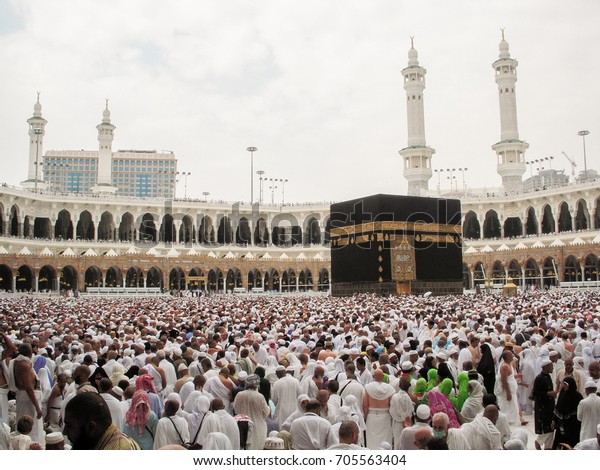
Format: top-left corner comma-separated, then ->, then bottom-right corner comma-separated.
0,0 -> 598,203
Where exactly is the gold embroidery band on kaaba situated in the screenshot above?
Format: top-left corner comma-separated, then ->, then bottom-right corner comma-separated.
330,221 -> 461,238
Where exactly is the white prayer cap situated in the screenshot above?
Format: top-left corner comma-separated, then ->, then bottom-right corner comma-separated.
177,363 -> 188,372
350,348 -> 360,355
112,386 -> 123,397
263,437 -> 285,450
540,358 -> 552,367
401,361 -> 413,372
436,350 -> 447,360
597,423 -> 600,435
275,365 -> 285,372
46,432 -> 64,445
416,404 -> 430,420
585,381 -> 598,390
238,371 -> 248,380
286,366 -> 295,372
549,350 -> 559,358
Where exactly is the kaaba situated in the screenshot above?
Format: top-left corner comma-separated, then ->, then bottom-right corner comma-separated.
330,194 -> 462,296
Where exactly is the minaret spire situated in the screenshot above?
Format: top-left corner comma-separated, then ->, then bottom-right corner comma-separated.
492,30 -> 528,192
399,38 -> 435,196
22,93 -> 48,191
92,99 -> 118,195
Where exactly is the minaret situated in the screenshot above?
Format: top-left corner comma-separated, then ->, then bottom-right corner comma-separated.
21,92 -> 48,191
91,99 -> 117,195
399,38 -> 434,196
492,29 -> 528,192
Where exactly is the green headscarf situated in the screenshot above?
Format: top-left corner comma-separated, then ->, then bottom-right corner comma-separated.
426,368 -> 438,392
456,372 -> 470,411
439,378 -> 458,408
414,378 -> 428,405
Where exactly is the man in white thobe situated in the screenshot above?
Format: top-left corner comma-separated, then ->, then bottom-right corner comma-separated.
290,400 -> 332,450
398,404 -> 432,450
577,381 -> 600,441
338,363 -> 365,405
158,350 -> 178,394
389,377 -> 414,449
233,374 -> 270,450
461,405 -> 502,450
271,366 -> 301,426
153,399 -> 190,449
99,378 -> 124,430
198,398 -> 241,449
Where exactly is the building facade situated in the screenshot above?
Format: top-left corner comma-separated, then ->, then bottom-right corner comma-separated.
25,101 -> 179,198
1,33 -> 598,295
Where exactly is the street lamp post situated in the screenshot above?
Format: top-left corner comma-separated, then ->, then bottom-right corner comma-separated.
268,178 -> 278,204
247,147 -> 257,204
526,161 -> 534,178
177,171 -> 191,198
433,169 -> 443,193
578,130 -> 590,179
202,191 -> 210,202
257,170 -> 265,204
280,178 -> 288,204
458,168 -> 468,192
33,128 -> 43,192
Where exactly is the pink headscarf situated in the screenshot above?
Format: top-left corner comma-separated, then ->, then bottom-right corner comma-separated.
427,388 -> 461,429
125,390 -> 151,432
135,374 -> 157,394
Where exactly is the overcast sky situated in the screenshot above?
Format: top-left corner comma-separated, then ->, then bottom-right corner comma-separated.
0,0 -> 598,203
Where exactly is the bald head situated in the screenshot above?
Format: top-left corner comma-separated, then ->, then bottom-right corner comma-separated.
338,420 -> 360,444
373,368 -> 384,382
414,427 -> 432,449
483,404 -> 499,424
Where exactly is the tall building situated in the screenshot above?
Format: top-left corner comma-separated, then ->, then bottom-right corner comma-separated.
39,102 -> 178,198
21,93 -> 47,192
399,38 -> 435,197
42,150 -> 177,197
492,30 -> 528,192
112,150 -> 177,198
92,101 -> 117,195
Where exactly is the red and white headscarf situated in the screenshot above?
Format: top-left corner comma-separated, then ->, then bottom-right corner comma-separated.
135,373 -> 157,394
125,390 -> 151,432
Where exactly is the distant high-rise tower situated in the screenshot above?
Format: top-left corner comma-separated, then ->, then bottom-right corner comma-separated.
91,100 -> 118,195
492,30 -> 528,192
399,38 -> 434,196
21,93 -> 48,191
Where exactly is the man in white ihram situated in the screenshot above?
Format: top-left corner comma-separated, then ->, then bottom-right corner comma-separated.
290,399 -> 332,450
362,368 -> 394,449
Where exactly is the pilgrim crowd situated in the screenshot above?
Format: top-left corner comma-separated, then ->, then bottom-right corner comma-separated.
0,290 -> 600,451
